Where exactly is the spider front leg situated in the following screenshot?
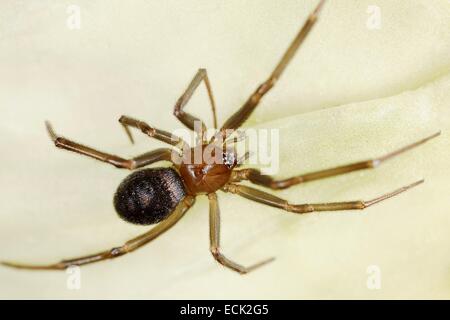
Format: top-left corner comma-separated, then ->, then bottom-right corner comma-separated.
1,197 -> 195,270
220,0 -> 326,136
230,132 -> 440,189
118,115 -> 189,149
46,121 -> 179,170
222,180 -> 423,214
174,68 -> 218,144
208,193 -> 274,274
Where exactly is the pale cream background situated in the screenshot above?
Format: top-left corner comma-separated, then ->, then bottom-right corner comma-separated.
0,0 -> 449,299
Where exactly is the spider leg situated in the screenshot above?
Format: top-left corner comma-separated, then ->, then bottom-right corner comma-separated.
220,0 -> 326,136
208,193 -> 274,274
1,197 -> 195,270
222,180 -> 423,214
45,121 -> 178,170
118,115 -> 189,149
231,132 -> 440,189
174,68 -> 218,144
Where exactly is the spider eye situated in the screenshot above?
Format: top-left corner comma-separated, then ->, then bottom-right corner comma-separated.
222,152 -> 236,168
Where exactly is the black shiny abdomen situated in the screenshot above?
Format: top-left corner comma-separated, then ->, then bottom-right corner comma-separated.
113,168 -> 186,225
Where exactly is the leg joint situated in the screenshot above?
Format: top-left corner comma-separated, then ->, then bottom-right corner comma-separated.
110,246 -> 128,258
210,247 -> 226,264
54,137 -> 65,148
285,203 -> 314,214
108,157 -> 134,170
222,184 -> 238,194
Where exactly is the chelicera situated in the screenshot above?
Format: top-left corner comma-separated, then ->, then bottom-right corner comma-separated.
2,0 -> 439,274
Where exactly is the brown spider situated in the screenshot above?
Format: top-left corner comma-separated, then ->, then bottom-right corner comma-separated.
2,0 -> 439,274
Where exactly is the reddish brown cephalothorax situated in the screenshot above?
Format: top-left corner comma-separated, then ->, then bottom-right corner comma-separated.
179,144 -> 236,195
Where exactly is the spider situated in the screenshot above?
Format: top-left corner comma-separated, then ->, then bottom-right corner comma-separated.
2,0 -> 439,274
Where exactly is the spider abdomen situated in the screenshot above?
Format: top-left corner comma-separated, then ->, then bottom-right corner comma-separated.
113,168 -> 186,225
